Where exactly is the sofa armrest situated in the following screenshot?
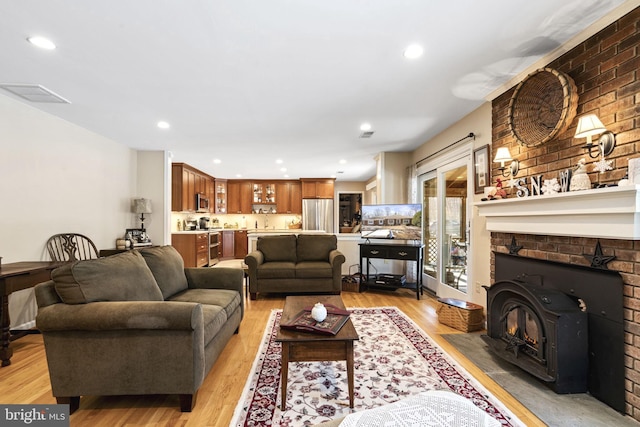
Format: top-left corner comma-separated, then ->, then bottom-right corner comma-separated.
184,267 -> 243,294
36,301 -> 202,332
244,251 -> 264,268
329,249 -> 346,267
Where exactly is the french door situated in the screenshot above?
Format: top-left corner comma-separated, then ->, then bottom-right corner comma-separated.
419,156 -> 471,296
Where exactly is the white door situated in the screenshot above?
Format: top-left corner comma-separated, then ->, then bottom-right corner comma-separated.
419,156 -> 471,296
420,171 -> 438,293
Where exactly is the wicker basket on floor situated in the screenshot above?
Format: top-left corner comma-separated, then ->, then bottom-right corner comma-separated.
436,298 -> 485,332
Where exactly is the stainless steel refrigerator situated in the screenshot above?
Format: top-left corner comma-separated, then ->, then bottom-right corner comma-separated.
302,199 -> 334,232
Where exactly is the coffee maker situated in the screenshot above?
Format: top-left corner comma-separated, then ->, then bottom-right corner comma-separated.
199,217 -> 210,230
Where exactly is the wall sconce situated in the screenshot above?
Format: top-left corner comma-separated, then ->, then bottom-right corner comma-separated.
493,147 -> 519,178
132,198 -> 152,231
574,114 -> 616,159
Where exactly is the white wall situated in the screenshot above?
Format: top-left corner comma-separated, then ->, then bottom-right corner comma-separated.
375,152 -> 410,204
137,151 -> 170,245
411,102 -> 492,306
0,94 -> 139,327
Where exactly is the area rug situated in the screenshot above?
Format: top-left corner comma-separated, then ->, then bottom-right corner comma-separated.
230,307 -> 524,427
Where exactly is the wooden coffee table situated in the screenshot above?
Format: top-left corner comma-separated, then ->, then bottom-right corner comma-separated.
276,295 -> 359,410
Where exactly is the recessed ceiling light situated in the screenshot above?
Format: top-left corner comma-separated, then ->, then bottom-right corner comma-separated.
360,123 -> 372,131
27,36 -> 56,50
339,159 -> 347,164
213,159 -> 221,164
275,159 -> 283,164
403,44 -> 423,59
236,174 -> 242,178
283,174 -> 289,178
157,121 -> 170,129
280,167 -> 287,172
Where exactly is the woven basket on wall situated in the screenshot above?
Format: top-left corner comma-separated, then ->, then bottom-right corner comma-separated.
508,67 -> 578,148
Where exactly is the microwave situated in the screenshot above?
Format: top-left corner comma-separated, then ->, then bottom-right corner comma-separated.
196,193 -> 209,212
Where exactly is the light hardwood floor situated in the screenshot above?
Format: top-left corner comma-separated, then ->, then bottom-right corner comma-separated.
0,289 -> 544,426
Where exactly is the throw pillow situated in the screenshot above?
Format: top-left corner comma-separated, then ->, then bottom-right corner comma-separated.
52,250 -> 163,304
257,235 -> 297,262
297,234 -> 337,262
139,245 -> 189,299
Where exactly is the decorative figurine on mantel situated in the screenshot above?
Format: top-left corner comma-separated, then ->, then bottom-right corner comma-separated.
486,178 -> 507,200
569,159 -> 592,191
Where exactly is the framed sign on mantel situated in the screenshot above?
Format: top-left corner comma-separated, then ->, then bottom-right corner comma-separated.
473,145 -> 490,194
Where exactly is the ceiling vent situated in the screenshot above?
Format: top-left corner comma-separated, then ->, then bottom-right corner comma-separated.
360,131 -> 374,138
0,84 -> 70,103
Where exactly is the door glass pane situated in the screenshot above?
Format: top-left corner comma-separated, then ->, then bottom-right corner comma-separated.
443,165 -> 468,292
422,175 -> 437,280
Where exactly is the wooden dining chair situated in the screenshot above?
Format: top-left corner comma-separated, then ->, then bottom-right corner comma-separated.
46,233 -> 99,262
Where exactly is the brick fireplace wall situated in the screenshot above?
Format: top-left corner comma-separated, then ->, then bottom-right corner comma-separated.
490,7 -> 640,420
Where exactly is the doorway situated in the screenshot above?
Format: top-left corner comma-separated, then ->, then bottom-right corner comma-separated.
337,192 -> 362,233
419,156 -> 470,296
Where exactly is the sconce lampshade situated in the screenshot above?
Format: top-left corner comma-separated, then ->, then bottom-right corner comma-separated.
575,114 -> 606,139
132,198 -> 153,214
493,147 -> 513,164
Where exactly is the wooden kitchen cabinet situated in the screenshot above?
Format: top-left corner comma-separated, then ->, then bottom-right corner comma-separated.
172,232 -> 209,267
227,180 -> 253,214
252,181 -> 276,204
301,178 -> 335,199
234,230 -> 248,259
215,179 -> 227,214
171,163 -> 215,212
276,181 -> 302,214
221,230 -> 235,259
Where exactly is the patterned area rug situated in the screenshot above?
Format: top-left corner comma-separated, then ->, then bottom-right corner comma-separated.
230,307 -> 524,427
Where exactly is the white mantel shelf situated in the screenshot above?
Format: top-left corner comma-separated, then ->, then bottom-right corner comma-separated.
474,185 -> 640,240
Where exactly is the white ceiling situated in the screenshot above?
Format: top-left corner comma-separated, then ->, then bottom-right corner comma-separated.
0,0 -> 633,181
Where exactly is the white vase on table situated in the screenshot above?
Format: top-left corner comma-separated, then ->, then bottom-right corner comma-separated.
311,303 -> 327,322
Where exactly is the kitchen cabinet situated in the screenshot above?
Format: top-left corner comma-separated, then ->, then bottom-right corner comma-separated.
234,230 -> 248,259
252,181 -> 276,204
215,179 -> 227,214
172,232 -> 209,267
221,230 -> 235,259
171,163 -> 215,212
276,181 -> 302,214
301,178 -> 335,199
227,180 -> 253,214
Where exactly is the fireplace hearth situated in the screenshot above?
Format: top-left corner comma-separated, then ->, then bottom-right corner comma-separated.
483,253 -> 625,412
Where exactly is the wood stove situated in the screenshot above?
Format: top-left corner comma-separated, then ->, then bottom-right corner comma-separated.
483,253 -> 625,412
483,278 -> 588,393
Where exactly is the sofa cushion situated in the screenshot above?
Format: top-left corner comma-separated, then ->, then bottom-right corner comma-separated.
139,245 -> 189,299
257,235 -> 297,263
256,262 -> 296,279
297,234 -> 337,262
52,251 -> 163,304
167,288 -> 241,320
200,305 -> 229,346
295,261 -> 333,278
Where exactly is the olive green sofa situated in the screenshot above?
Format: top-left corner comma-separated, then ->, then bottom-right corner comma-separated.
34,245 -> 243,414
244,234 -> 345,300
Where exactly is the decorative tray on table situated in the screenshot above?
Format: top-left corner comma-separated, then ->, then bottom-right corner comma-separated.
280,304 -> 351,335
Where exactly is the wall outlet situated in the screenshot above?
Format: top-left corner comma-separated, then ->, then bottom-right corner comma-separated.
475,281 -> 482,294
